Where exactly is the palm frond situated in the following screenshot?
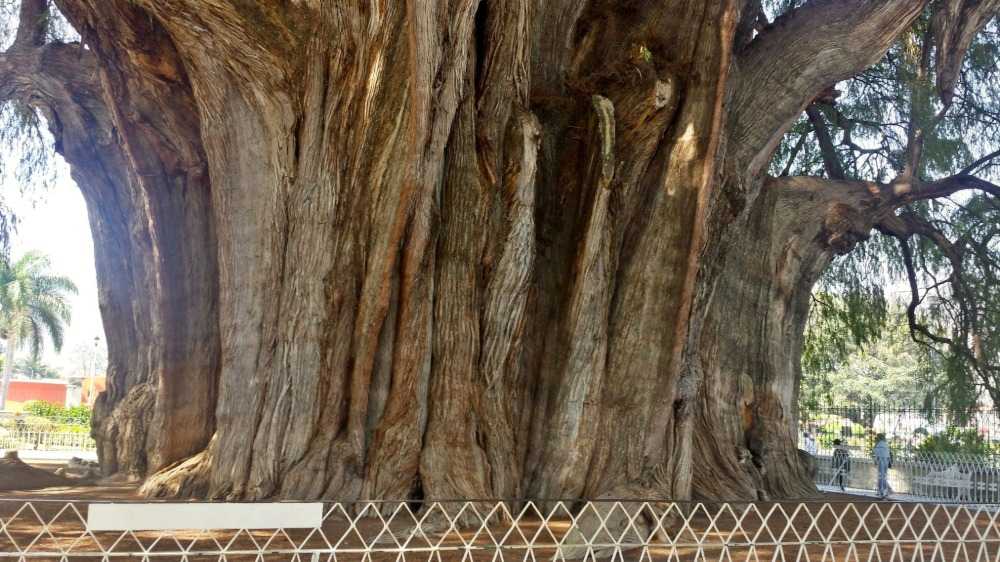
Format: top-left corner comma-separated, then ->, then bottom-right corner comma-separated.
27,317 -> 42,358
0,252 -> 76,358
31,305 -> 65,352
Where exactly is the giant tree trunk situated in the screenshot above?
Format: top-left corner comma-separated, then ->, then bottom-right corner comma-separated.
2,0 -> 937,501
693,177 -> 887,499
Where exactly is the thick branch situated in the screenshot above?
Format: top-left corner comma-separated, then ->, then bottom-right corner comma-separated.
804,105 -> 845,180
772,173 -> 1000,224
13,0 -> 49,49
933,0 -> 1000,104
908,175 -> 1000,202
900,25 -> 938,181
730,0 -> 927,175
0,40 -> 102,112
890,212 -> 964,264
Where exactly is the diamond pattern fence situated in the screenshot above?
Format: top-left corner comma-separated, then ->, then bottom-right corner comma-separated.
1,499 -> 1000,561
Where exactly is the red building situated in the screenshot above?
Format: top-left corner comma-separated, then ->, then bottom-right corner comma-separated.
7,379 -> 67,407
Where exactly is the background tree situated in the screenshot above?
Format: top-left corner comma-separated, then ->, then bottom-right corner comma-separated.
786,11 -> 1000,411
801,312 -> 948,410
13,355 -> 59,379
67,339 -> 105,380
0,251 -> 76,409
0,0 -> 997,503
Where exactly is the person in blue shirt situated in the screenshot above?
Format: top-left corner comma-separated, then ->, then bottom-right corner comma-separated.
872,433 -> 893,498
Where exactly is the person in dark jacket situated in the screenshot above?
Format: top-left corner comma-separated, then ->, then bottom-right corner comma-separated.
831,439 -> 851,491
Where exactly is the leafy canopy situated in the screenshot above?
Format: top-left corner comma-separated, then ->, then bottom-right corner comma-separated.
769,5 -> 1000,409
800,314 -> 948,410
0,0 -> 81,254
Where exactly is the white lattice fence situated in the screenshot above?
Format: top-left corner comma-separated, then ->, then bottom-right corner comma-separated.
0,500 -> 999,560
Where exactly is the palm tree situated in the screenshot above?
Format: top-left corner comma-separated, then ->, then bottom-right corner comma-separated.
0,252 -> 77,410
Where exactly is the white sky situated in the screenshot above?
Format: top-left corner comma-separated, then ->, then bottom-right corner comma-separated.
6,158 -> 105,378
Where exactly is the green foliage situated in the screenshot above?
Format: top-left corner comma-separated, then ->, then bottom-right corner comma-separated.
801,312 -> 947,410
1,401 -> 92,435
915,427 -> 996,456
771,9 -> 1000,404
22,400 -> 90,424
0,102 -> 57,193
810,414 -> 868,450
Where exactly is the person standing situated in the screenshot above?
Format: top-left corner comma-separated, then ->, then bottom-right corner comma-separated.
832,439 -> 851,491
873,433 -> 893,498
803,431 -> 817,455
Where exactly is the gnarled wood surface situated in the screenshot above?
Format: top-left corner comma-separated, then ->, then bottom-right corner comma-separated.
4,0 -> 992,501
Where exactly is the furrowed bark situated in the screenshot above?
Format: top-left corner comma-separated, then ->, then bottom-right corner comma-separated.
527,96 -> 614,500
13,0 -> 990,504
695,178 -> 881,499
1,0 -> 191,478
53,0 -> 220,475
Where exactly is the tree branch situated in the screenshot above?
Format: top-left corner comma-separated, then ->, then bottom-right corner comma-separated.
900,24 -> 940,182
908,175 -> 1000,202
0,41 -> 100,106
779,130 -> 808,177
729,0 -> 927,175
897,229 -> 965,345
13,0 -> 49,49
0,0 -> 51,93
886,213 -> 999,383
805,104 -> 845,180
959,148 -> 1000,176
933,0 -> 1000,105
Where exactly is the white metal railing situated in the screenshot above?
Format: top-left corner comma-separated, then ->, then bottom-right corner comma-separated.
0,499 -> 998,560
0,415 -> 95,452
0,429 -> 94,451
814,451 -> 1000,502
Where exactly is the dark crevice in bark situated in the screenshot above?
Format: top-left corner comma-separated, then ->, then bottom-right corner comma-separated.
473,0 -> 490,96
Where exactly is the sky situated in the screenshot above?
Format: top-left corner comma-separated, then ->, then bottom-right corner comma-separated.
6,159 -> 106,379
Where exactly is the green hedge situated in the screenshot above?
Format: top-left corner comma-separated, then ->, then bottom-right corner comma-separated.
21,401 -> 92,424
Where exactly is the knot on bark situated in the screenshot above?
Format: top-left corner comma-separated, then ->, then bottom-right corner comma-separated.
820,202 -> 870,254
93,382 -> 156,479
